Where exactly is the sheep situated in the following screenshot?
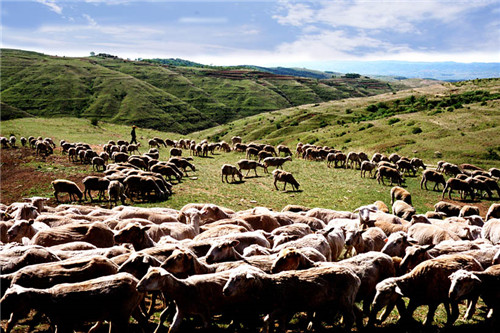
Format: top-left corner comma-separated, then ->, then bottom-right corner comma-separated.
281,204 -> 310,213
360,161 -> 377,178
449,265 -> 500,325
489,167 -> 500,179
396,159 -> 416,176
107,180 -> 127,207
124,175 -> 166,202
434,201 -> 461,217
381,231 -> 418,257
482,219 -> 500,244
411,157 -> 426,171
272,169 -> 300,191
407,223 -> 460,246
486,203 -> 500,221
231,135 -> 242,147
168,157 -> 196,176
388,153 -> 401,164
344,227 -> 387,256
273,233 -> 332,261
305,207 -> 357,223
245,146 -> 259,160
420,169 -> 446,191
83,176 -> 110,202
31,222 -> 115,248
0,245 -> 61,275
222,264 -> 361,331
0,255 -> 118,299
221,164 -> 243,183
236,158 -> 267,177
150,164 -> 182,182
346,151 -> 361,169
376,166 -> 403,186
6,203 -> 40,221
263,156 -> 292,171
51,179 -> 83,203
443,163 -> 463,177
475,176 -> 500,198
277,144 -> 292,156
6,219 -> 50,243
459,205 -> 480,217
270,247 -> 327,273
392,200 -> 416,221
390,186 -> 412,205
467,177 -> 493,199
0,273 -> 145,333
370,254 -> 482,327
442,177 -> 475,201
114,223 -> 156,251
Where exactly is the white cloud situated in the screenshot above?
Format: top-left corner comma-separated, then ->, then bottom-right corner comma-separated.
36,0 -> 63,15
178,17 -> 228,24
82,14 -> 97,27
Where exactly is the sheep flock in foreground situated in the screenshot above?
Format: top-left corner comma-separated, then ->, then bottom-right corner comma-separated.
1,135 -> 500,332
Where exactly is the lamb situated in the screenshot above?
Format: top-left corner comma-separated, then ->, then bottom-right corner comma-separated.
376,166 -> 403,186
107,180 -> 127,207
31,222 -> 115,248
83,176 -> 110,202
237,159 -> 267,176
222,263 -> 361,331
442,177 -> 475,201
360,161 -> 377,178
486,203 -> 500,221
390,186 -> 412,205
263,156 -> 292,171
0,272 -> 144,333
482,219 -> 500,244
221,164 -> 243,183
51,179 -> 83,203
272,169 -> 300,191
7,219 -> 50,243
449,265 -> 500,324
344,227 -> 387,256
370,254 -> 483,327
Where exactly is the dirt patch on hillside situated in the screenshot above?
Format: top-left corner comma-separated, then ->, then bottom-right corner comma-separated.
0,146 -> 99,206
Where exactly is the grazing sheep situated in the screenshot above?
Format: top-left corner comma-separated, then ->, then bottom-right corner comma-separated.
467,177 -> 493,199
434,201 -> 461,217
390,186 -> 412,205
371,254 -> 482,327
272,169 -> 300,191
237,159 -> 267,177
346,152 -> 361,169
420,170 -> 446,191
377,166 -> 403,186
20,137 -> 27,147
168,158 -> 196,176
442,163 -> 463,177
489,167 -> 500,179
222,264 -> 361,332
150,164 -> 182,182
0,273 -> 144,333
83,176 -> 110,202
107,180 -> 127,206
486,203 -> 500,221
396,159 -> 416,176
51,179 -> 83,203
263,156 -> 292,171
245,147 -> 259,160
392,200 -> 416,221
277,144 -> 292,156
442,178 -> 475,201
411,157 -> 426,171
449,265 -> 500,324
459,205 -> 480,217
221,164 -> 243,183
360,161 -> 377,178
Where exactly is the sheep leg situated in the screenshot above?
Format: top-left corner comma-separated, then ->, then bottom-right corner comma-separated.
274,180 -> 279,191
88,321 -> 102,333
400,299 -> 417,325
464,296 -> 478,320
165,308 -> 184,333
446,302 -> 460,327
254,169 -> 258,177
283,182 -> 287,191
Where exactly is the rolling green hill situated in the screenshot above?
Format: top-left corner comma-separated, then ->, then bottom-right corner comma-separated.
2,49 -> 417,133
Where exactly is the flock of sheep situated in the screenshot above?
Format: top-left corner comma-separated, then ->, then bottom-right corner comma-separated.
0,134 -> 500,332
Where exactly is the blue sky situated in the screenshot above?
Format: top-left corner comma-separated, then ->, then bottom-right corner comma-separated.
1,0 -> 499,68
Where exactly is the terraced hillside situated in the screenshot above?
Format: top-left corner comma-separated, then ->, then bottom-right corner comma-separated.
2,49 -> 416,133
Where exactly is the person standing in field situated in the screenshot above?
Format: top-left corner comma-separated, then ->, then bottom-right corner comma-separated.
131,125 -> 138,144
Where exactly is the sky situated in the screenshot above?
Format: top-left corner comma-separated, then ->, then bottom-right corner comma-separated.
1,0 -> 499,70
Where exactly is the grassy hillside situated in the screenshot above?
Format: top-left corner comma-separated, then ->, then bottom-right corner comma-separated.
1,78 -> 499,214
1,49 -> 417,133
195,78 -> 500,169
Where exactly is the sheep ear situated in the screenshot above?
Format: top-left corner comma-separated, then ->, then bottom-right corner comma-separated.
394,285 -> 404,296
229,240 -> 240,247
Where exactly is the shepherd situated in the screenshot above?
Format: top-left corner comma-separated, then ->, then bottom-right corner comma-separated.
130,125 -> 138,144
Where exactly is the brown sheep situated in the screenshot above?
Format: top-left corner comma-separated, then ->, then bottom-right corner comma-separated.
114,223 -> 156,251
221,164 -> 243,183
83,176 -> 110,202
442,177 -> 475,201
272,169 -> 300,191
31,222 -> 115,248
344,227 -> 387,256
52,179 -> 83,203
360,161 -> 377,178
392,200 -> 416,221
434,201 -> 461,217
420,170 -> 446,191
222,264 -> 361,331
390,186 -> 412,205
0,245 -> 61,275
277,144 -> 292,156
486,203 -> 500,221
407,223 -> 460,246
237,159 -> 267,177
376,166 -> 403,186
263,156 -> 292,171
0,273 -> 145,333
371,254 -> 482,327
482,219 -> 500,244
